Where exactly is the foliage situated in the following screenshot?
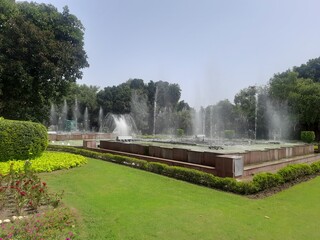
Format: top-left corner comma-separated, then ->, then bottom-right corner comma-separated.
277,164 -> 313,182
0,161 -> 64,216
0,0 -> 88,122
224,130 -> 235,139
176,107 -> 193,135
268,65 -> 320,138
290,80 -> 320,126
301,131 -> 315,143
64,83 -> 99,129
252,173 -> 283,191
204,101 -> 237,138
310,161 -> 320,173
234,86 -> 257,135
97,83 -> 132,115
176,128 -> 184,138
0,207 -> 77,240
0,152 -> 87,175
294,57 -> 320,82
0,119 -> 48,162
216,99 -> 235,131
96,79 -> 183,134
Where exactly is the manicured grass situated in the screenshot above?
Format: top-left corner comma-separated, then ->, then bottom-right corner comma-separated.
41,158 -> 320,240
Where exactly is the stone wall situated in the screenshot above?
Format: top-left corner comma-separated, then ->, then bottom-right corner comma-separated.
49,133 -> 115,141
232,145 -> 314,166
98,140 -> 314,178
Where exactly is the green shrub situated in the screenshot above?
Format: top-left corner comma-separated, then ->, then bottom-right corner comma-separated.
176,128 -> 184,138
278,164 -> 313,182
253,172 -> 284,191
0,152 -> 87,175
236,181 -> 260,195
224,130 -> 235,139
301,131 -> 315,143
147,162 -> 168,174
311,161 -> 320,173
0,119 -> 48,161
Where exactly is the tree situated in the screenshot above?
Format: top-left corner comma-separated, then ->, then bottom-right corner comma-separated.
234,86 -> 257,137
176,107 -> 192,135
268,70 -> 320,139
289,79 -> 320,128
294,57 -> 320,82
128,78 -> 145,90
0,1 -> 89,122
215,99 -> 235,132
65,83 -> 99,129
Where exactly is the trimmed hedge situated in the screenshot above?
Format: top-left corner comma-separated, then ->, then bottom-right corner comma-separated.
252,173 -> 284,191
278,164 -> 313,182
48,145 -> 320,195
0,119 -> 48,161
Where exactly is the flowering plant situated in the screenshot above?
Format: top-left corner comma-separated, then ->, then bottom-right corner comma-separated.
1,161 -> 63,215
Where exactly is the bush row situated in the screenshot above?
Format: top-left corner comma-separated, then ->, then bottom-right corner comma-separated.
48,145 -> 320,195
0,119 -> 48,161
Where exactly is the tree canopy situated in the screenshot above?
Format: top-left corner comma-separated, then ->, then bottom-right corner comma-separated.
0,0 -> 88,122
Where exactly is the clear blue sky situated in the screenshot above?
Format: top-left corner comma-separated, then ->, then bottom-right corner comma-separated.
23,0 -> 320,108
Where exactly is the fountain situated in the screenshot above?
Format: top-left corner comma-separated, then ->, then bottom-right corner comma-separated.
103,113 -> 137,137
98,106 -> 103,132
84,107 -> 89,132
73,98 -> 80,131
153,86 -> 158,136
49,103 -> 58,131
193,107 -> 206,140
254,92 -> 258,140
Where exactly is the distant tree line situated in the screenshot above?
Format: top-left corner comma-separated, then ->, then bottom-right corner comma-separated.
220,57 -> 320,140
63,79 -> 189,134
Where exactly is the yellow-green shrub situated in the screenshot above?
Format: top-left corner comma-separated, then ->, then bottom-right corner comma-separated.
0,152 -> 87,175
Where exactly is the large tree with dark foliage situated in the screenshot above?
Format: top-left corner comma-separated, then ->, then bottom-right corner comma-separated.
0,0 -> 89,122
268,66 -> 320,139
294,57 -> 320,82
234,86 -> 257,136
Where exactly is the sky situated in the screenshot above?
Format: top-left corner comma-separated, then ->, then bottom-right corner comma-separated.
22,0 -> 320,108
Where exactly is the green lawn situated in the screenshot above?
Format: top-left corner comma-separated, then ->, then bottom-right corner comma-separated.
41,158 -> 320,240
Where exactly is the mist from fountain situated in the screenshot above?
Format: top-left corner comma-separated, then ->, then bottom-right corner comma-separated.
50,103 -> 57,130
58,99 -> 68,131
193,107 -> 205,136
73,98 -> 80,130
98,106 -> 103,132
153,86 -> 158,136
84,107 -> 89,132
266,99 -> 292,140
254,92 -> 258,140
103,113 -> 137,136
209,106 -> 214,139
130,90 -> 149,134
